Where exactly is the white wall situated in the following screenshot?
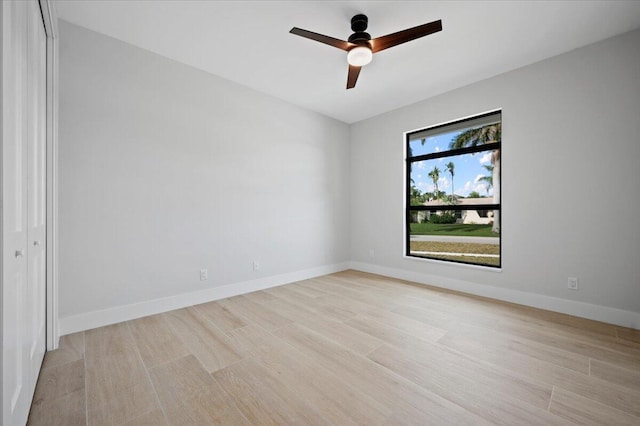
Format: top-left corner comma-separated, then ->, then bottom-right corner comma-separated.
58,21 -> 350,331
350,29 -> 640,327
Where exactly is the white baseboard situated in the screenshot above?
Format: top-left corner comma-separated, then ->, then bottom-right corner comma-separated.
349,261 -> 640,330
59,262 -> 350,335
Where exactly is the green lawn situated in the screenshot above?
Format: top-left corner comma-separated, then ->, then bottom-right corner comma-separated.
410,222 -> 496,237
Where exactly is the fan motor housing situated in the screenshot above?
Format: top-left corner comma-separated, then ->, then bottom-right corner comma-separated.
348,14 -> 372,48
348,32 -> 371,44
351,14 -> 368,32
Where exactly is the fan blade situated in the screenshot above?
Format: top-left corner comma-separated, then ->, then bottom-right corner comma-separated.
371,20 -> 442,53
346,65 -> 361,89
289,27 -> 351,51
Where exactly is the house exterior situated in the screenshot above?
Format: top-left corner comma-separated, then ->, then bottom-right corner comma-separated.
421,197 -> 494,225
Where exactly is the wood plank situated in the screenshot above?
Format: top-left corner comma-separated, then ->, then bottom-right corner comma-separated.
274,322 -> 492,425
401,289 -> 629,349
252,292 -> 385,355
84,323 -> 159,425
216,294 -> 292,332
193,300 -> 248,331
31,359 -> 84,407
300,318 -> 385,355
242,289 -> 279,304
285,281 -> 331,298
437,330 -> 591,384
549,386 -> 640,426
296,276 -> 398,311
149,355 -> 250,425
123,409 -> 167,426
394,301 -> 640,370
368,343 -> 568,425
435,289 -> 619,338
224,324 -> 391,424
215,325 -> 335,425
346,311 -> 447,346
272,286 -> 360,322
41,332 -> 84,371
225,324 -> 282,358
618,326 -> 640,344
128,313 -> 189,368
238,346 -> 390,424
552,367 -> 640,416
589,358 -> 640,391
213,365 -> 311,425
27,388 -> 86,426
162,307 -> 242,373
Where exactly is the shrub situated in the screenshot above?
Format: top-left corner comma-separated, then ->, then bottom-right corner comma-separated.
429,212 -> 457,224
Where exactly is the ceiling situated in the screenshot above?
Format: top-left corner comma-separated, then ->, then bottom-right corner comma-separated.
54,1 -> 640,124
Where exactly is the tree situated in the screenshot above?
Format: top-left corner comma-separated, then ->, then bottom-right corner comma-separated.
468,190 -> 481,199
445,161 -> 455,202
410,186 -> 427,206
450,123 -> 501,233
427,166 -> 441,201
478,164 -> 494,195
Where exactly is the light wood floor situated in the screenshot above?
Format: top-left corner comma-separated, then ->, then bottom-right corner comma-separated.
28,270 -> 640,425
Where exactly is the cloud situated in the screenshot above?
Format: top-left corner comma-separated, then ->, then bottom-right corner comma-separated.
479,152 -> 492,164
475,183 -> 491,195
434,146 -> 441,152
474,174 -> 484,183
438,177 -> 450,189
463,181 -> 472,191
416,162 -> 425,169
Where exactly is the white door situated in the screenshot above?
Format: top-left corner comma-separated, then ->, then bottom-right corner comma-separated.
2,0 -> 48,424
26,0 -> 48,401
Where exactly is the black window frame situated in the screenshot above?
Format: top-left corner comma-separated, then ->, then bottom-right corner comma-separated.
405,110 -> 502,268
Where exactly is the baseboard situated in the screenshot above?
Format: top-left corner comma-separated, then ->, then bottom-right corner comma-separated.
58,262 -> 350,335
349,261 -> 640,330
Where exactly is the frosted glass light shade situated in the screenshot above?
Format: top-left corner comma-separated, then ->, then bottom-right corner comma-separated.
347,46 -> 373,66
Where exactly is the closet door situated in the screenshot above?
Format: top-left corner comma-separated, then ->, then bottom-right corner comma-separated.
26,0 -> 48,399
1,0 -> 47,424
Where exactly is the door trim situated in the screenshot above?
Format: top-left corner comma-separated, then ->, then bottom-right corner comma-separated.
39,0 -> 59,351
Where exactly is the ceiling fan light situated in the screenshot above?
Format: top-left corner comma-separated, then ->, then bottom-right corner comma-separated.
347,46 -> 372,66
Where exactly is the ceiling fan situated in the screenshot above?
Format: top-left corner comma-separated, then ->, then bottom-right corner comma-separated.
290,14 -> 442,89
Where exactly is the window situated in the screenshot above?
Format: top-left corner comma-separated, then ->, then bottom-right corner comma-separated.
405,111 -> 501,268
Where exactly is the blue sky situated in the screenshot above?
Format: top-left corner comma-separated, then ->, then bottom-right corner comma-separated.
409,130 -> 495,198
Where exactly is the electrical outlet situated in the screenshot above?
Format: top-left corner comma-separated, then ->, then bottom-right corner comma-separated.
252,261 -> 260,271
200,269 -> 208,281
568,277 -> 578,290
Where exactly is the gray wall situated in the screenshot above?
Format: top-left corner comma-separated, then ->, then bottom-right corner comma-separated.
58,21 -> 350,318
350,29 -> 640,317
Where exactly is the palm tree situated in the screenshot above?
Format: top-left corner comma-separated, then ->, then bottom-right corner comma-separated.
427,166 -> 441,201
478,164 -> 493,195
445,161 -> 455,202
450,123 -> 501,233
